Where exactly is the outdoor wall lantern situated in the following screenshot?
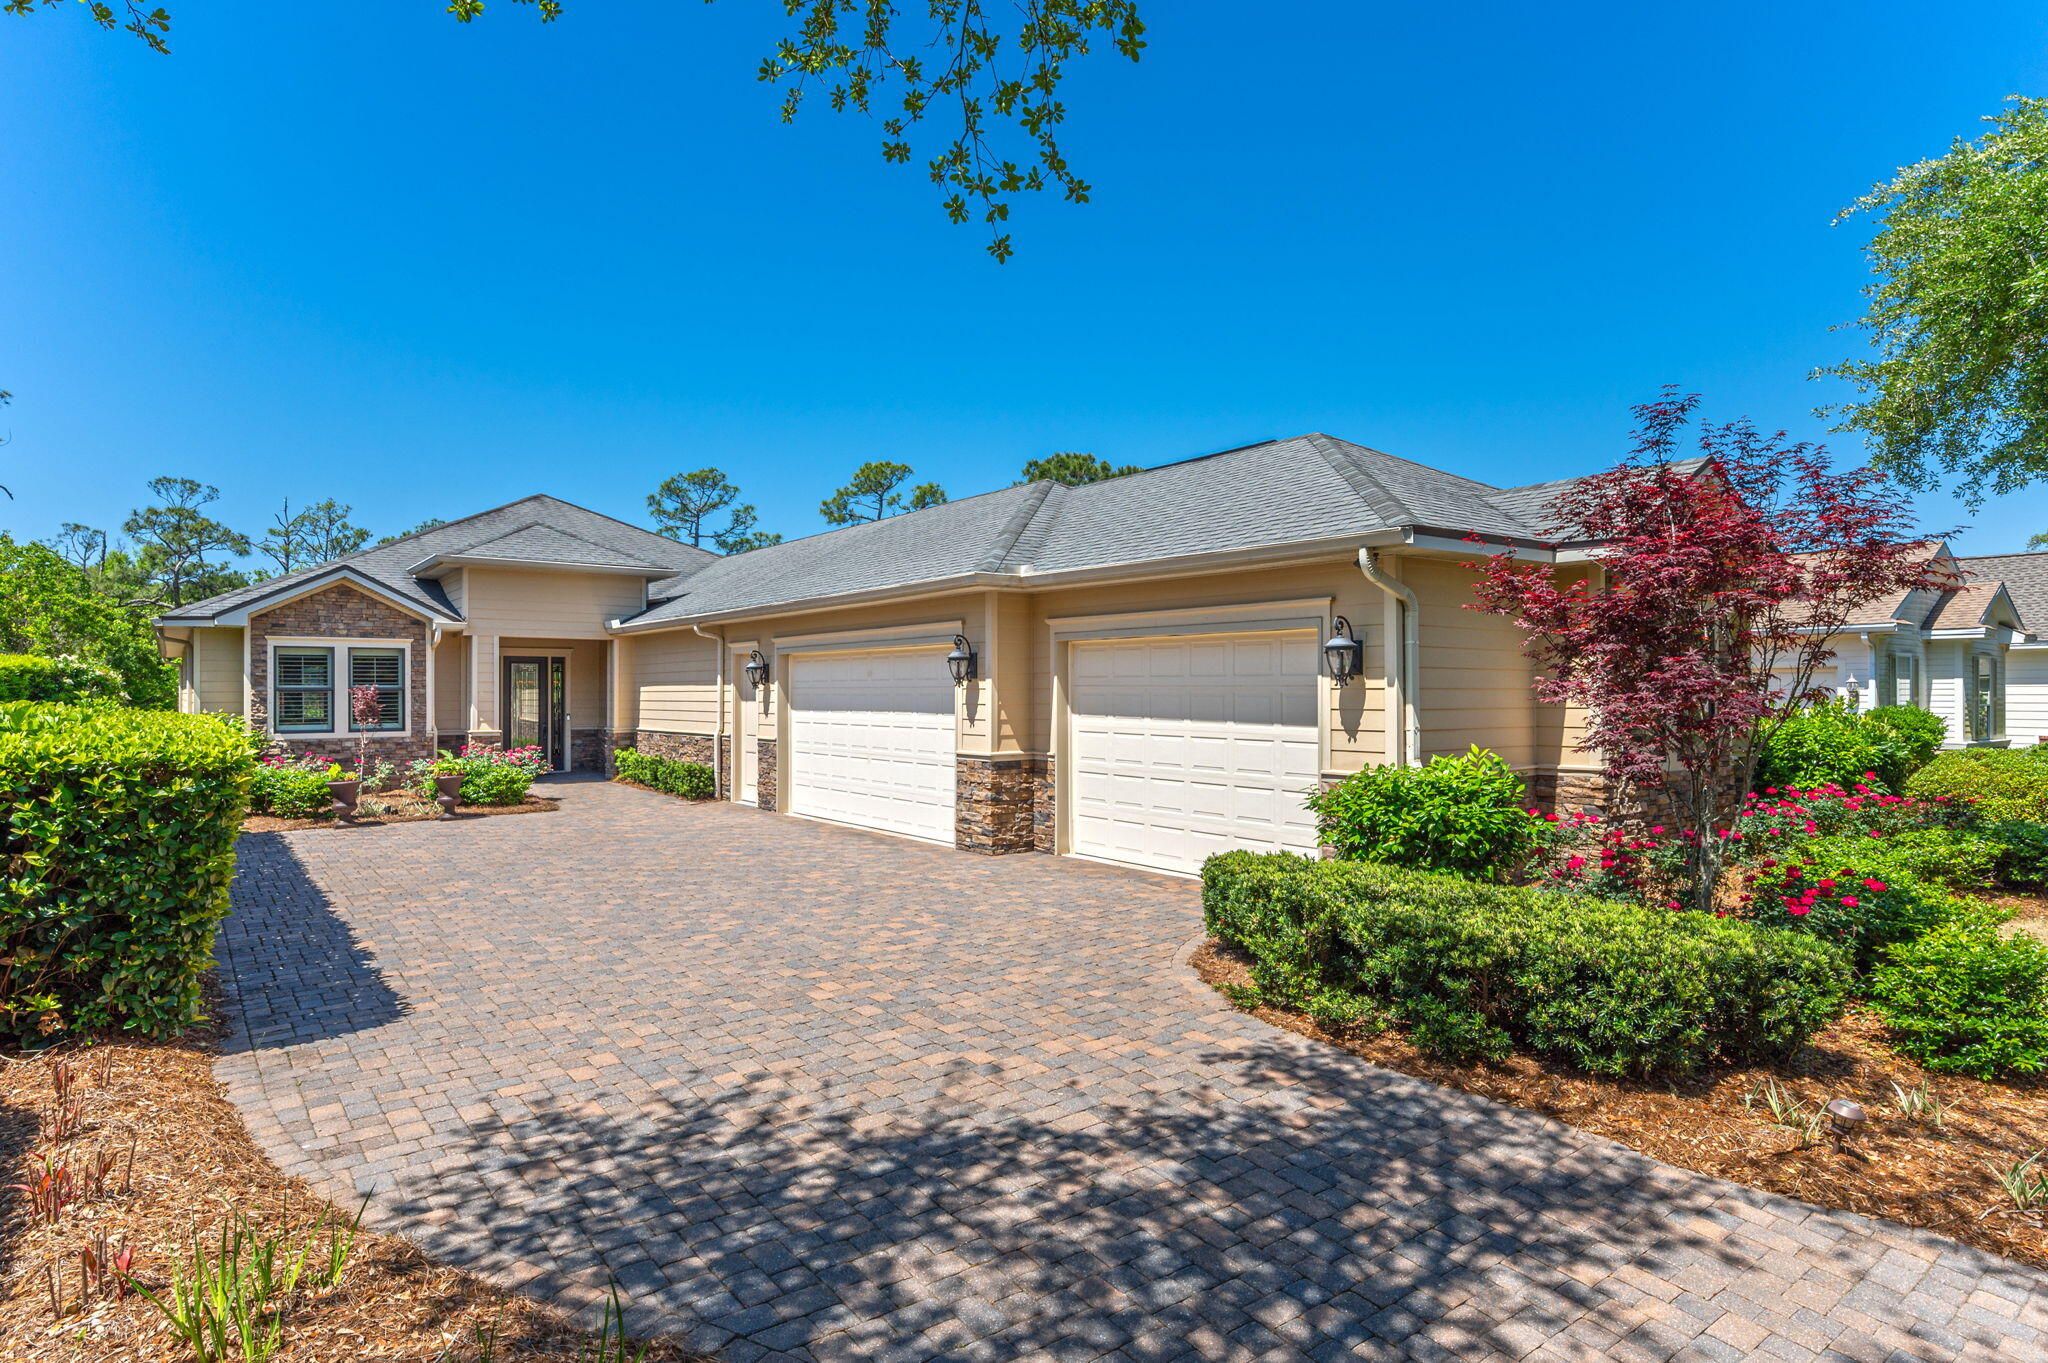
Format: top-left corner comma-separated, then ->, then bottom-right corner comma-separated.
1323,617 -> 1362,685
945,634 -> 977,684
743,649 -> 770,690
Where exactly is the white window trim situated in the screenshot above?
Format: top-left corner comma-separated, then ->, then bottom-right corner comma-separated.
265,637 -> 414,739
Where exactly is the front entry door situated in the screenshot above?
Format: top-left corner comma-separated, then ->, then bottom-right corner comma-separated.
504,656 -> 567,771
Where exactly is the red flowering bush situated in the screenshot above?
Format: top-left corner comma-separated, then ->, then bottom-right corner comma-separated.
1729,776 -> 1967,862
1527,808 -> 1680,903
1734,852 -> 1976,970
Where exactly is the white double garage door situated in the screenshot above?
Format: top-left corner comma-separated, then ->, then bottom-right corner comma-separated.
784,632 -> 1320,875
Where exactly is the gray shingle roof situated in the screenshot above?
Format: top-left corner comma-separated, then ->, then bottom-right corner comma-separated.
1959,551 -> 2048,634
163,495 -> 713,624
430,522 -> 675,571
625,432 -> 1611,628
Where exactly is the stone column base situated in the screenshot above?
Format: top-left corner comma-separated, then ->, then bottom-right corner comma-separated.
957,755 -> 1048,855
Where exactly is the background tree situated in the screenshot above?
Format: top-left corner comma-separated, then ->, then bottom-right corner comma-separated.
10,0 -> 1146,262
1820,97 -> 2048,504
260,499 -> 314,574
714,504 -> 782,554
46,522 -> 109,571
819,461 -> 947,525
1469,391 -> 1944,914
297,498 -> 371,564
648,469 -> 739,545
1019,452 -> 1141,486
0,535 -> 177,707
376,517 -> 447,545
121,476 -> 251,606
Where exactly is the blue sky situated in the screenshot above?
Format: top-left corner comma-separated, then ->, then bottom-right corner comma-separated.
3,1 -> 2045,561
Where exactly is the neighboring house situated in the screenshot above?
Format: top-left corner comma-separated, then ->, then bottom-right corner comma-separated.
170,433 -> 1918,876
1796,543 -> 2048,750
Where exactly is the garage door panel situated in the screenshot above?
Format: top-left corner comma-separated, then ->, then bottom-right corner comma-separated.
788,650 -> 956,844
1070,632 -> 1320,874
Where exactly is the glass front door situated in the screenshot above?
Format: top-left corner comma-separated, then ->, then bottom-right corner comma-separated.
503,656 -> 566,770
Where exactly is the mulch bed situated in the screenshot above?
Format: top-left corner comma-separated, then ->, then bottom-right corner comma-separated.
1193,939 -> 2048,1272
0,989 -> 706,1361
242,790 -> 558,833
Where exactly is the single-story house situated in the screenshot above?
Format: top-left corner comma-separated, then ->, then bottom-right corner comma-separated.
1799,542 -> 2048,751
156,434 -> 2041,875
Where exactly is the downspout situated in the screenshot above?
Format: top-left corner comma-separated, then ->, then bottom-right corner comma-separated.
1357,548 -> 1421,766
692,622 -> 725,794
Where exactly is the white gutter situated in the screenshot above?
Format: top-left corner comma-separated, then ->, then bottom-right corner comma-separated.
691,622 -> 725,794
1357,548 -> 1421,766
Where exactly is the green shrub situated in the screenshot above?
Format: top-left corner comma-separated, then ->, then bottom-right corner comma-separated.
1986,820 -> 2048,890
1755,699 -> 1880,793
613,748 -> 715,800
1864,706 -> 1948,786
1202,851 -> 1851,1077
1868,920 -> 2048,1078
1906,748 -> 2048,822
408,745 -> 544,806
1796,828 -> 1998,894
250,755 -> 334,819
0,654 -> 121,705
1305,746 -> 1543,881
0,702 -> 257,1038
1741,838 -> 1991,971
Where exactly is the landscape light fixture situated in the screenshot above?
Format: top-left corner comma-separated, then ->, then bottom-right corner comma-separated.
1323,616 -> 1362,684
946,635 -> 977,684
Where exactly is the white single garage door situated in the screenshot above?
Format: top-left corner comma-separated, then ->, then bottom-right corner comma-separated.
786,650 -> 957,844
1069,633 -> 1321,874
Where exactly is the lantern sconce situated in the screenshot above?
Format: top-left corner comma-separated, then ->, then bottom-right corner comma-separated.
1323,616 -> 1362,685
743,649 -> 770,691
945,634 -> 977,685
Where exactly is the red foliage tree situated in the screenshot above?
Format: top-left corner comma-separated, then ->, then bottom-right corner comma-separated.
1469,391 -> 1948,911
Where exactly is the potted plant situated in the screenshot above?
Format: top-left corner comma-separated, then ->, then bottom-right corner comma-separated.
325,762 -> 362,822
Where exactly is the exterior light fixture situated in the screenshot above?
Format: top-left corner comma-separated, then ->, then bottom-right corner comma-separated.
1824,1098 -> 1867,1154
1323,616 -> 1362,685
945,635 -> 977,684
743,649 -> 770,690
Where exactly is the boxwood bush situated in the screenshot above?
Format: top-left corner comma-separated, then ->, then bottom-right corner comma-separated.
1906,747 -> 2048,822
1202,851 -> 1851,1077
0,654 -> 121,705
0,702 -> 258,1039
614,748 -> 715,800
1867,919 -> 2048,1079
1305,746 -> 1543,881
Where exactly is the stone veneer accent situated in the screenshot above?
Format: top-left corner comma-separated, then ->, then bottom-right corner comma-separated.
569,728 -> 610,773
1032,757 -> 1056,853
756,739 -> 777,811
956,756 -> 1044,854
249,585 -> 434,767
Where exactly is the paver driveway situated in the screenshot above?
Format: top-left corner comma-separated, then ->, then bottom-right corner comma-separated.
219,777 -> 2048,1363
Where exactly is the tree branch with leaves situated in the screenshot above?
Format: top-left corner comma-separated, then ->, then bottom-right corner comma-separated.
11,0 -> 1145,261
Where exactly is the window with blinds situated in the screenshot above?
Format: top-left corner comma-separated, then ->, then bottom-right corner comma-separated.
274,648 -> 335,732
348,648 -> 405,731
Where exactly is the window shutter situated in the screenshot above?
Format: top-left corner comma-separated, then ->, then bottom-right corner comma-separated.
348,648 -> 405,731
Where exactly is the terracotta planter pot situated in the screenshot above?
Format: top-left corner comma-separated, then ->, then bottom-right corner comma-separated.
433,772 -> 464,820
327,778 -> 362,823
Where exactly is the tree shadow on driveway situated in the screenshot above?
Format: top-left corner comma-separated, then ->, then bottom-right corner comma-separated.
366,1035 -> 2040,1363
217,832 -> 409,1055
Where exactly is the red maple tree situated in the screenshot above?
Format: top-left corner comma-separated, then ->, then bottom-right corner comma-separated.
1469,391 -> 1948,911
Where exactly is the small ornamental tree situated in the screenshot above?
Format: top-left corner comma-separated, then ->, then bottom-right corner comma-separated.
1468,391 -> 1947,913
349,683 -> 384,777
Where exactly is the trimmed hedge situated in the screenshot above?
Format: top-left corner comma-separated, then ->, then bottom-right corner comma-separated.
0,654 -> 121,705
614,748 -> 715,800
1203,851 -> 1852,1077
1305,746 -> 1543,881
1868,919 -> 2048,1079
1906,748 -> 2048,822
0,702 -> 258,1038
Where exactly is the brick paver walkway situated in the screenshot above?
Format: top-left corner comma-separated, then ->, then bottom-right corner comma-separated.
219,777 -> 2048,1362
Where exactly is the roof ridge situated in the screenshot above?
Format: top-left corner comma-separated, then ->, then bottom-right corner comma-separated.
977,480 -> 1057,573
1314,432 -> 1507,494
1299,433 -> 1412,529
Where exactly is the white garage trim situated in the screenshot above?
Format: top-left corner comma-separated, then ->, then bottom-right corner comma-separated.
1058,627 -> 1325,876
783,648 -> 958,845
